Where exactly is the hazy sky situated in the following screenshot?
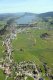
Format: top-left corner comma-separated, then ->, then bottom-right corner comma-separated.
0,0 -> 53,13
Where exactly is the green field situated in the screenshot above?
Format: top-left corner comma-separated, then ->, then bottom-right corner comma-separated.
0,28 -> 53,80
0,12 -> 53,80
0,21 -> 6,30
26,76 -> 34,80
0,69 -> 6,80
0,37 -> 5,58
12,29 -> 53,68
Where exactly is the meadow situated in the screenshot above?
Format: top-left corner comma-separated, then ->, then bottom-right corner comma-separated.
12,28 -> 53,73
0,28 -> 53,80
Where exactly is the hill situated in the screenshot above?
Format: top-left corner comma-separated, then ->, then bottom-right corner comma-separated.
0,12 -> 53,80
39,12 -> 53,17
0,12 -> 53,25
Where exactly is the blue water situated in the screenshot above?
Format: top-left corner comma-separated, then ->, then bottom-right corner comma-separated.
16,13 -> 37,24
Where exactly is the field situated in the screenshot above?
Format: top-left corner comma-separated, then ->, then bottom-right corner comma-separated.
12,28 -> 53,66
0,21 -> 6,30
0,14 -> 53,80
11,28 -> 53,79
0,27 -> 53,80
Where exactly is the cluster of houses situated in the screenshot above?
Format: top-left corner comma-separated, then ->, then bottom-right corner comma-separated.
14,61 -> 42,80
0,59 -> 43,80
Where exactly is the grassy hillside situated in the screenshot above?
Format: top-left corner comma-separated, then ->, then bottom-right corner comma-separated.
0,12 -> 53,80
11,28 -> 53,80
12,28 -> 53,69
0,28 -> 53,80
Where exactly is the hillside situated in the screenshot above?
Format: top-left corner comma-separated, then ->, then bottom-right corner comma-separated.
0,12 -> 53,25
39,12 -> 53,17
0,12 -> 53,80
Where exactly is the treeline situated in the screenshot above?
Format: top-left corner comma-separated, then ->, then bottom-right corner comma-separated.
0,24 -> 7,35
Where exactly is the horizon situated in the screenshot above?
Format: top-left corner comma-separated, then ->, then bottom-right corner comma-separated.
0,0 -> 53,13
0,11 -> 53,14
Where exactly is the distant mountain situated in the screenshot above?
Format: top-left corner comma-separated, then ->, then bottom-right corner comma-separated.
15,12 -> 38,24
0,12 -> 38,24
0,12 -> 53,24
0,13 -> 24,21
39,12 -> 53,17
